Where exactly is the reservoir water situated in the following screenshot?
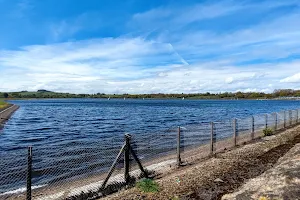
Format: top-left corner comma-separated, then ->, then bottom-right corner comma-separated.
1,99 -> 300,194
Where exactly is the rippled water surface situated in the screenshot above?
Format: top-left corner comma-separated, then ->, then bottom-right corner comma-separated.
1,99 -> 300,193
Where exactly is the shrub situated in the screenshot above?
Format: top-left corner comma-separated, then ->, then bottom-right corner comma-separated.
136,179 -> 159,193
263,128 -> 273,136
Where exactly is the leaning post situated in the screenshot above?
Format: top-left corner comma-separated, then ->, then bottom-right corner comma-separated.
27,146 -> 32,200
177,126 -> 181,166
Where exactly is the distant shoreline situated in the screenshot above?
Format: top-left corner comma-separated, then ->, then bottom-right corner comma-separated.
5,97 -> 300,101
2,89 -> 300,100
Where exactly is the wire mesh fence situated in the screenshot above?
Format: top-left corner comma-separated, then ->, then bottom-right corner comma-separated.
1,108 -> 300,200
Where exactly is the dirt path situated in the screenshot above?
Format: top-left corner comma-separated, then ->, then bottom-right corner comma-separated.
0,104 -> 19,128
102,125 -> 300,200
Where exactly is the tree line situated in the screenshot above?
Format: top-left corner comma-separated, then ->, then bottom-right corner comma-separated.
1,89 -> 300,99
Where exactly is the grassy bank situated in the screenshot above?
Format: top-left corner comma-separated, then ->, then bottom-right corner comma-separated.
0,99 -> 8,109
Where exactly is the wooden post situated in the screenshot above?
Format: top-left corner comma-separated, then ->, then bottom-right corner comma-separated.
124,134 -> 130,184
177,126 -> 181,166
251,116 -> 254,140
210,122 -> 214,155
129,146 -> 148,178
101,143 -> 126,189
27,146 -> 32,200
233,119 -> 237,147
274,113 -> 278,131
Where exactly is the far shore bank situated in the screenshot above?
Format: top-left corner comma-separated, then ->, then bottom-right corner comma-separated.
4,97 -> 299,101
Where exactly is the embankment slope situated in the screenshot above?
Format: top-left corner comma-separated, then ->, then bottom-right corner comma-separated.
102,124 -> 300,200
222,142 -> 300,199
0,104 -> 19,128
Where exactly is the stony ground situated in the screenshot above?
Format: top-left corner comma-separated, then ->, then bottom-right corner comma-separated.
0,104 -> 19,128
101,125 -> 300,200
222,142 -> 300,199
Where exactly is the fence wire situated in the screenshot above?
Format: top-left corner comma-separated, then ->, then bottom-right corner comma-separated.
214,120 -> 234,152
1,109 -> 300,200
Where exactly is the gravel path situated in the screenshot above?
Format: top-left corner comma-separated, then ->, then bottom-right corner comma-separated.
0,104 -> 19,128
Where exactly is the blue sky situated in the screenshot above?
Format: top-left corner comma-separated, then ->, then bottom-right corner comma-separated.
0,0 -> 300,94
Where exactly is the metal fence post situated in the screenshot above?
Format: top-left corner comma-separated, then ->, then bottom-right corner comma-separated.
27,146 -> 32,200
251,116 -> 254,140
177,126 -> 181,166
233,119 -> 237,147
124,134 -> 130,184
210,122 -> 214,155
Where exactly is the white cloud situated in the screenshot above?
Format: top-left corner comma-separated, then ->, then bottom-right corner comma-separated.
1,0 -> 300,94
280,73 -> 300,83
225,77 -> 234,84
1,36 -> 300,94
48,11 -> 105,42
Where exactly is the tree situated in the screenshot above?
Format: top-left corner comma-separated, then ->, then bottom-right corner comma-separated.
235,91 -> 245,98
3,93 -> 8,98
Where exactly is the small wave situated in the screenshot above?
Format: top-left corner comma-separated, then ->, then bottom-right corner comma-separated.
0,184 -> 46,196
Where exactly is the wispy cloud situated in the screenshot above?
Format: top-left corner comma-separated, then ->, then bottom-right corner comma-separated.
10,0 -> 34,18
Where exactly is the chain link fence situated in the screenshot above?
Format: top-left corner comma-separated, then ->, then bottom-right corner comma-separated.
1,109 -> 300,199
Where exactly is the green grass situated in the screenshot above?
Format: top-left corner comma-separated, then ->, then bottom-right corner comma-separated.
263,127 -> 274,136
136,179 -> 159,193
0,99 -> 8,109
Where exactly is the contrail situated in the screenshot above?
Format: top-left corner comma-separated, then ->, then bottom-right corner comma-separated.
168,43 -> 189,66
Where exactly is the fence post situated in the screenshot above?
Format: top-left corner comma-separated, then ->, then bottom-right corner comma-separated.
251,116 -> 254,140
177,126 -> 181,166
274,113 -> 278,131
101,143 -> 127,189
233,119 -> 237,147
124,134 -> 130,184
210,122 -> 214,155
27,146 -> 32,200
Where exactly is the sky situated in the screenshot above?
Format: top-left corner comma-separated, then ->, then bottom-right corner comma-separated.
0,0 -> 300,94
